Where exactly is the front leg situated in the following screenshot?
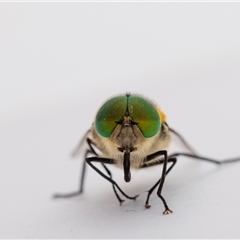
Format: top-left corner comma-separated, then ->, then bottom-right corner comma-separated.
86,156 -> 138,204
156,151 -> 173,214
86,138 -> 125,204
141,151 -> 177,214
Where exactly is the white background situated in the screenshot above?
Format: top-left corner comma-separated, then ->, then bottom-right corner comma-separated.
1,2 -> 240,238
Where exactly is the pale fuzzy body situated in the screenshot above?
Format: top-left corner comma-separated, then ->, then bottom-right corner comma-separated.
90,122 -> 171,169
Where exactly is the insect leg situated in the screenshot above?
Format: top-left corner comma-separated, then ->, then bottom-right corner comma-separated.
101,163 -> 125,204
53,149 -> 90,198
140,151 -> 240,213
86,156 -> 138,204
86,138 -> 137,203
141,157 -> 177,211
86,139 -> 119,197
141,150 -> 173,214
168,152 -> 240,164
53,134 -> 93,198
168,127 -> 197,155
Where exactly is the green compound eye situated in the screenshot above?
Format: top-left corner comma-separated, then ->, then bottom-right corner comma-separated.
95,96 -> 127,137
128,95 -> 160,138
94,94 -> 161,138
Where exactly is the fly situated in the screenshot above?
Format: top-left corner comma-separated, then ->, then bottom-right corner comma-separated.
54,93 -> 240,214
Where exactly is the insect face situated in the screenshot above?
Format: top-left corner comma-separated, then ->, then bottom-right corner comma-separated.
91,94 -> 171,175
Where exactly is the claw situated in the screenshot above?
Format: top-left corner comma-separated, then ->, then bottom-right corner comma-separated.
119,199 -> 125,206
133,195 -> 139,201
163,209 -> 173,215
53,191 -> 82,198
145,203 -> 151,209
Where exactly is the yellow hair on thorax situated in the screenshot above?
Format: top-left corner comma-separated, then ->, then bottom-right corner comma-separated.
156,107 -> 166,123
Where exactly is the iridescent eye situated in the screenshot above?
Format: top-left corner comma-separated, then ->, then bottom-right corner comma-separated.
95,96 -> 127,137
128,95 -> 160,138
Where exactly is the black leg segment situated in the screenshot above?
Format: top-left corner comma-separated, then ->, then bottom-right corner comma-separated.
141,150 -> 173,214
85,156 -> 138,203
143,157 -> 177,211
141,149 -> 240,214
